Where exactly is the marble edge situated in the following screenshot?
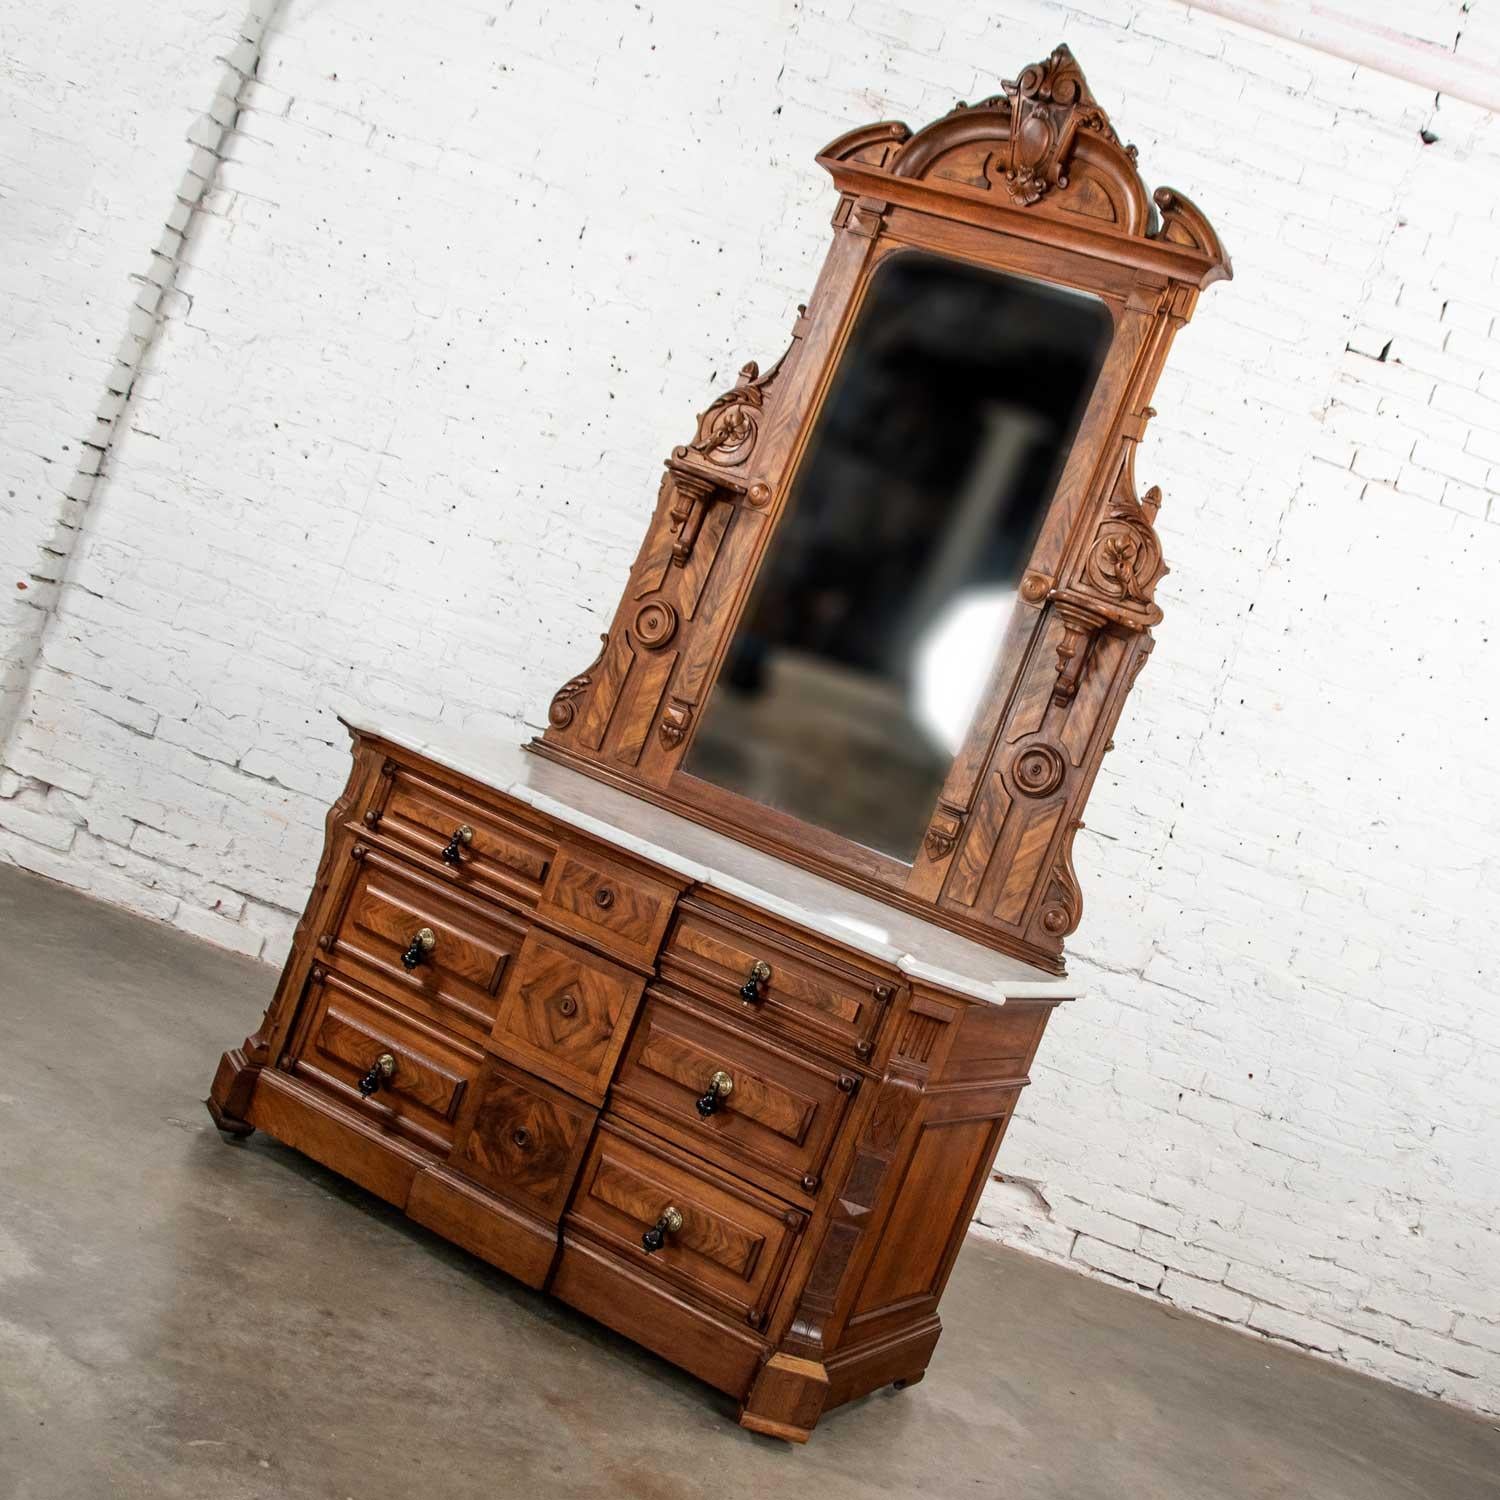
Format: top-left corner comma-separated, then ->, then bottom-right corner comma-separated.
335,708 -> 1083,1008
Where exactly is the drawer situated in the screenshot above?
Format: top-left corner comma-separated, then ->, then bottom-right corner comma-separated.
566,1120 -> 805,1328
660,898 -> 894,1064
452,1057 -> 596,1223
369,762 -> 553,906
488,929 -> 645,1104
612,990 -> 860,1199
325,847 -> 524,1037
286,968 -> 482,1155
537,840 -> 677,968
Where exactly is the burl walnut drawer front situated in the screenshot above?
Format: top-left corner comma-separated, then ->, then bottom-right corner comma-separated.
371,763 -> 553,907
488,930 -> 645,1104
661,899 -> 893,1064
287,968 -> 482,1155
566,1121 -> 804,1327
537,841 -> 676,969
452,1056 -> 596,1223
612,990 -> 859,1199
327,848 -> 524,1036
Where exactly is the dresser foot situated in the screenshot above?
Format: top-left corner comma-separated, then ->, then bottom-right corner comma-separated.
893,1370 -> 925,1390
205,1095 -> 255,1138
738,1353 -> 828,1443
206,1045 -> 262,1139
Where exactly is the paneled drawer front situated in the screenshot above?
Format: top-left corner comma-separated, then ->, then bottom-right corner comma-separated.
287,968 -> 482,1155
327,848 -> 523,1036
488,930 -> 644,1104
567,1121 -> 804,1327
661,899 -> 893,1064
371,763 -> 553,906
613,990 -> 859,1199
537,841 -> 676,968
452,1057 -> 596,1224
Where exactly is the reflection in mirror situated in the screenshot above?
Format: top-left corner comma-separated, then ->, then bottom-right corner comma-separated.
683,252 -> 1112,864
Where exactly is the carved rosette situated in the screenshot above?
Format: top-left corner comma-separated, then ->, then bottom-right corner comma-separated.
632,600 -> 678,651
1012,742 -> 1066,798
688,360 -> 775,468
1084,483 -> 1166,608
547,633 -> 608,730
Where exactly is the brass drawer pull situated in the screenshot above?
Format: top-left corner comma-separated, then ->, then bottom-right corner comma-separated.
739,960 -> 771,1005
357,1052 -> 396,1098
696,1069 -> 735,1118
400,926 -> 437,970
557,993 -> 579,1018
593,885 -> 616,910
512,1126 -> 531,1149
440,825 -> 474,866
642,1205 -> 683,1254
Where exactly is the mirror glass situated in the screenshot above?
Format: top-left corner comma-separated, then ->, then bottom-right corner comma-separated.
683,252 -> 1111,863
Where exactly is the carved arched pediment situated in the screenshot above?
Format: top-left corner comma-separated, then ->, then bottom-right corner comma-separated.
818,45 -> 1231,288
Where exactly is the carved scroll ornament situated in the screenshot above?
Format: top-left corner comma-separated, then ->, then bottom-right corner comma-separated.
1047,408 -> 1169,706
547,634 -> 608,730
663,356 -> 786,568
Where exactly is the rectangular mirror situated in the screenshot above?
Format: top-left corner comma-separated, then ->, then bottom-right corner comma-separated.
682,251 -> 1112,863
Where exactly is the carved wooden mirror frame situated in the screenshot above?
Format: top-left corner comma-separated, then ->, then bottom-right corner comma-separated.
533,47 -> 1230,974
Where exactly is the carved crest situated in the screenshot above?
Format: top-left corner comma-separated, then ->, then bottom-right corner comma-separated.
983,44 -> 1130,206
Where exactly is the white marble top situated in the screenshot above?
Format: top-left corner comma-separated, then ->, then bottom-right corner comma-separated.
338,708 -> 1082,1007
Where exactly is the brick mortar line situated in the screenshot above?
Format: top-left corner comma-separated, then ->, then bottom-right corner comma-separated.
0,2 -> 283,757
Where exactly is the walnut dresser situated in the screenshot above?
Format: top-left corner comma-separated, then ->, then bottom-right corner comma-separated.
207,45 -> 1226,1442
208,719 -> 1077,1441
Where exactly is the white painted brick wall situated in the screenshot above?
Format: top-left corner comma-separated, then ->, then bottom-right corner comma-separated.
3,0 -> 1498,1416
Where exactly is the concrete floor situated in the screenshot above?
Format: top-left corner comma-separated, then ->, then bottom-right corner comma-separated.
2,865 -> 1498,1500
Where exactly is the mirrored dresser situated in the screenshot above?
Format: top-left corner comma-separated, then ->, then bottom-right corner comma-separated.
207,46 -> 1228,1442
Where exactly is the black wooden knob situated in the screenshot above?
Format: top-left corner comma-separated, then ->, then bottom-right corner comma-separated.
739,960 -> 771,1004
358,1052 -> 395,1097
400,926 -> 437,970
642,1205 -> 683,1254
440,825 -> 473,865
696,1069 -> 734,1118
512,1127 -> 531,1148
